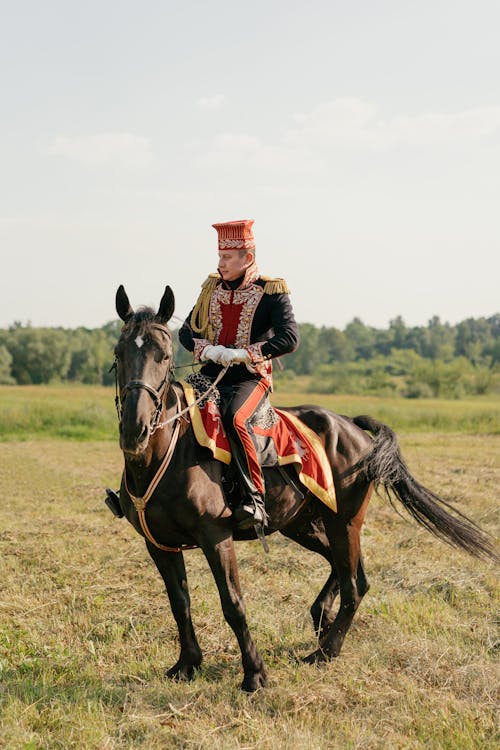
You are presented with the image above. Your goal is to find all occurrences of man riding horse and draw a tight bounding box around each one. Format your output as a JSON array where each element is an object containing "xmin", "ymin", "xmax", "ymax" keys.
[{"xmin": 178, "ymin": 220, "xmax": 299, "ymax": 530}]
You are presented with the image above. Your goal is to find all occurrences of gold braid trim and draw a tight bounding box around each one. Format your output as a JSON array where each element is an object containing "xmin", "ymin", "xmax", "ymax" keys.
[
  {"xmin": 190, "ymin": 273, "xmax": 220, "ymax": 339},
  {"xmin": 261, "ymin": 277, "xmax": 290, "ymax": 295},
  {"xmin": 189, "ymin": 274, "xmax": 290, "ymax": 339}
]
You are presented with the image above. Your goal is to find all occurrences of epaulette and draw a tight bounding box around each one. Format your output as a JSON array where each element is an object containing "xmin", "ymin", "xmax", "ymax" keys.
[
  {"xmin": 260, "ymin": 276, "xmax": 290, "ymax": 295},
  {"xmin": 201, "ymin": 273, "xmax": 221, "ymax": 291}
]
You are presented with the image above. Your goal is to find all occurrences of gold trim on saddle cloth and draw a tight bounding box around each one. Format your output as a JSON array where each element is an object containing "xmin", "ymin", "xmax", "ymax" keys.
[
  {"xmin": 274, "ymin": 409, "xmax": 337, "ymax": 513},
  {"xmin": 180, "ymin": 380, "xmax": 337, "ymax": 513},
  {"xmin": 181, "ymin": 381, "xmax": 232, "ymax": 464}
]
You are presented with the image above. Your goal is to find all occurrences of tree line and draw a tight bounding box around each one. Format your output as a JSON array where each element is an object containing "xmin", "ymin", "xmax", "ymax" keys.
[{"xmin": 0, "ymin": 314, "xmax": 498, "ymax": 398}]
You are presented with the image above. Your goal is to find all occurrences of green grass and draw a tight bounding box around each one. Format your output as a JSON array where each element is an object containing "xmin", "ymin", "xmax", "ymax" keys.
[
  {"xmin": 0, "ymin": 385, "xmax": 116, "ymax": 441},
  {"xmin": 272, "ymin": 391, "xmax": 500, "ymax": 434},
  {"xmin": 0, "ymin": 389, "xmax": 498, "ymax": 748},
  {"xmin": 1, "ymin": 385, "xmax": 499, "ymax": 441}
]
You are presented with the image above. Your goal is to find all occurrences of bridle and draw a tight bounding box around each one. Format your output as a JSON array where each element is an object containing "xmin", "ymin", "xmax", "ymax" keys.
[
  {"xmin": 118, "ymin": 372, "xmax": 171, "ymax": 434},
  {"xmin": 111, "ymin": 321, "xmax": 176, "ymax": 433}
]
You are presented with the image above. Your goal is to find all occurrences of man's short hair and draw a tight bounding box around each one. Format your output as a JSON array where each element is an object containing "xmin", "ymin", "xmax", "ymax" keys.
[{"xmin": 238, "ymin": 248, "xmax": 255, "ymax": 259}]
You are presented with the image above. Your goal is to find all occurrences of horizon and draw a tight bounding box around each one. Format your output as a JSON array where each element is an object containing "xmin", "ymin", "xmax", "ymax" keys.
[{"xmin": 2, "ymin": 308, "xmax": 498, "ymax": 334}]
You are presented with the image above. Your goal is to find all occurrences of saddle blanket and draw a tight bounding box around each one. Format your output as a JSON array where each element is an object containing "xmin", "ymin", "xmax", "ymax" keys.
[{"xmin": 180, "ymin": 379, "xmax": 337, "ymax": 512}]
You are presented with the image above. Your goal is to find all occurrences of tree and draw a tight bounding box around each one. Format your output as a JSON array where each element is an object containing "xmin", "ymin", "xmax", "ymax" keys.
[
  {"xmin": 0, "ymin": 345, "xmax": 14, "ymax": 384},
  {"xmin": 317, "ymin": 326, "xmax": 354, "ymax": 363},
  {"xmin": 8, "ymin": 327, "xmax": 71, "ymax": 384},
  {"xmin": 68, "ymin": 328, "xmax": 113, "ymax": 384},
  {"xmin": 344, "ymin": 318, "xmax": 377, "ymax": 360},
  {"xmin": 389, "ymin": 316, "xmax": 407, "ymax": 348},
  {"xmin": 455, "ymin": 317, "xmax": 494, "ymax": 364},
  {"xmin": 285, "ymin": 323, "xmax": 320, "ymax": 375}
]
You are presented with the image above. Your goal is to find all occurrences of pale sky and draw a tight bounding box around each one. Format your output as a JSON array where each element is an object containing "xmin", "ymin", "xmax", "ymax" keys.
[{"xmin": 1, "ymin": 0, "xmax": 499, "ymax": 331}]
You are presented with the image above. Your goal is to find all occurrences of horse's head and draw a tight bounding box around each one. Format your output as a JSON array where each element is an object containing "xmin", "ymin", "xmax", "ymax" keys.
[{"xmin": 114, "ymin": 284, "xmax": 175, "ymax": 457}]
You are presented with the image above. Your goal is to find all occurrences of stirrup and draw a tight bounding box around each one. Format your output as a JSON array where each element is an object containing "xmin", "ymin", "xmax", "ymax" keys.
[
  {"xmin": 234, "ymin": 500, "xmax": 268, "ymax": 530},
  {"xmin": 233, "ymin": 499, "xmax": 270, "ymax": 554},
  {"xmin": 104, "ymin": 488, "xmax": 124, "ymax": 518},
  {"xmin": 254, "ymin": 521, "xmax": 270, "ymax": 554}
]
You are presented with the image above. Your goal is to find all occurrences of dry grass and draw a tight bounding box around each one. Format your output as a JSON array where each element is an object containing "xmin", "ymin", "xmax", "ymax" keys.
[{"xmin": 0, "ymin": 407, "xmax": 498, "ymax": 748}]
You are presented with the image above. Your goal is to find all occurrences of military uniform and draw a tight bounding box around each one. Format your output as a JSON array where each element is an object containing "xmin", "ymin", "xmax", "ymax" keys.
[{"xmin": 179, "ymin": 220, "xmax": 299, "ymax": 528}]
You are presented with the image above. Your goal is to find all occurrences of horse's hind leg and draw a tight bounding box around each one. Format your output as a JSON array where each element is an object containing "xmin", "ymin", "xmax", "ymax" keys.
[
  {"xmin": 306, "ymin": 486, "xmax": 372, "ymax": 662},
  {"xmin": 201, "ymin": 534, "xmax": 267, "ymax": 692},
  {"xmin": 304, "ymin": 504, "xmax": 369, "ymax": 663},
  {"xmin": 280, "ymin": 513, "xmax": 340, "ymax": 639},
  {"xmin": 146, "ymin": 543, "xmax": 203, "ymax": 681}
]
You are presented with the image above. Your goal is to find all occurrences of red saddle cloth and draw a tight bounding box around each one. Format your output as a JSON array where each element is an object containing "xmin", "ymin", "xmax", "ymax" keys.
[{"xmin": 180, "ymin": 380, "xmax": 337, "ymax": 512}]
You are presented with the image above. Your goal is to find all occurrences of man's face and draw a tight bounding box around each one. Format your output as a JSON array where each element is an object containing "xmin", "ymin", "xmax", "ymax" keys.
[{"xmin": 217, "ymin": 250, "xmax": 253, "ymax": 282}]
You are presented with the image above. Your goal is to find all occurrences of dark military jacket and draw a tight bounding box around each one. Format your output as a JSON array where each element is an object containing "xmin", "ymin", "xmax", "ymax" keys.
[{"xmin": 179, "ymin": 273, "xmax": 299, "ymax": 387}]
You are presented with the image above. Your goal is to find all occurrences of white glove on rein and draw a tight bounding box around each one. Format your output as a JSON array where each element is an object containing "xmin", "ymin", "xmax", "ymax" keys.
[
  {"xmin": 200, "ymin": 344, "xmax": 226, "ymax": 363},
  {"xmin": 218, "ymin": 348, "xmax": 251, "ymax": 366}
]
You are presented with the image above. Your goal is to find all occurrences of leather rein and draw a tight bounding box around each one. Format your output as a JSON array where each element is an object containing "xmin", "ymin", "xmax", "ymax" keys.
[{"xmin": 112, "ymin": 353, "xmax": 228, "ymax": 553}]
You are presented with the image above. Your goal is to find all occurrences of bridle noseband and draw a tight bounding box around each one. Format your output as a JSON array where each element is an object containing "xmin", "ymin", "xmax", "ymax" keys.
[{"xmin": 119, "ymin": 373, "xmax": 170, "ymax": 433}]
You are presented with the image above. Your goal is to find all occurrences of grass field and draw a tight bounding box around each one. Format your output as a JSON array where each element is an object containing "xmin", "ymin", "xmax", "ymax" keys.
[
  {"xmin": 1, "ymin": 385, "xmax": 499, "ymax": 440},
  {"xmin": 0, "ymin": 387, "xmax": 498, "ymax": 749}
]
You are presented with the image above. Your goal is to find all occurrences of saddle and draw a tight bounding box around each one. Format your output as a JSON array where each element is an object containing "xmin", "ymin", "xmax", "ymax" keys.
[{"xmin": 181, "ymin": 374, "xmax": 337, "ymax": 513}]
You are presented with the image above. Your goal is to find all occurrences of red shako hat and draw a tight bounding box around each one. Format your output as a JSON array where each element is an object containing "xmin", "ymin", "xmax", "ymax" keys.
[{"xmin": 212, "ymin": 219, "xmax": 255, "ymax": 251}]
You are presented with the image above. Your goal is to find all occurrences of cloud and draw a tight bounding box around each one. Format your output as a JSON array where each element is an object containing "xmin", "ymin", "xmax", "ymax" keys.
[
  {"xmin": 197, "ymin": 94, "xmax": 225, "ymax": 109},
  {"xmin": 198, "ymin": 132, "xmax": 321, "ymax": 173},
  {"xmin": 48, "ymin": 133, "xmax": 153, "ymax": 167},
  {"xmin": 194, "ymin": 99, "xmax": 500, "ymax": 178},
  {"xmin": 285, "ymin": 98, "xmax": 500, "ymax": 149}
]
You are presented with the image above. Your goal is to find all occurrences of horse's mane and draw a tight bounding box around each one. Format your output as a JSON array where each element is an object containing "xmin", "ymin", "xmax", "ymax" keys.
[{"xmin": 122, "ymin": 307, "xmax": 172, "ymax": 339}]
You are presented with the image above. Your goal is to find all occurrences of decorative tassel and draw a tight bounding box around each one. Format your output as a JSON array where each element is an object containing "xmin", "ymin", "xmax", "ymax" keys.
[{"xmin": 190, "ymin": 274, "xmax": 220, "ymax": 338}]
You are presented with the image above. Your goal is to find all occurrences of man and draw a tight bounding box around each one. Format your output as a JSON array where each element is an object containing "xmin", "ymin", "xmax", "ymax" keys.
[{"xmin": 179, "ymin": 219, "xmax": 299, "ymax": 529}]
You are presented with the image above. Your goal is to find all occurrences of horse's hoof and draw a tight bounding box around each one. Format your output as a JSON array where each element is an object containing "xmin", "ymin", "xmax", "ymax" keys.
[
  {"xmin": 302, "ymin": 648, "xmax": 328, "ymax": 665},
  {"xmin": 165, "ymin": 662, "xmax": 199, "ymax": 682},
  {"xmin": 241, "ymin": 669, "xmax": 267, "ymax": 692}
]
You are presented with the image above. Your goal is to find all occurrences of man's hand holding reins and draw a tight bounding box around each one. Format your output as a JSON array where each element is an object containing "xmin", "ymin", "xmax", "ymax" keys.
[
  {"xmin": 218, "ymin": 348, "xmax": 251, "ymax": 366},
  {"xmin": 200, "ymin": 344, "xmax": 251, "ymax": 367},
  {"xmin": 200, "ymin": 344, "xmax": 226, "ymax": 363}
]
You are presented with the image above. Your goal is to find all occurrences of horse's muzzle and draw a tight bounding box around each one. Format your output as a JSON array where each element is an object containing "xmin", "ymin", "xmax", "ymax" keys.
[{"xmin": 120, "ymin": 419, "xmax": 150, "ymax": 456}]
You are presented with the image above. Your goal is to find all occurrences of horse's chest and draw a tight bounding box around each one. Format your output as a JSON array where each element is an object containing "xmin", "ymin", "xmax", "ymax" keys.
[{"xmin": 124, "ymin": 494, "xmax": 195, "ymax": 547}]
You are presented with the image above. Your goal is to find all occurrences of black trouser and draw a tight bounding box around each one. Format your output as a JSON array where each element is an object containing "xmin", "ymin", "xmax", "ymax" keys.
[{"xmin": 219, "ymin": 378, "xmax": 271, "ymax": 499}]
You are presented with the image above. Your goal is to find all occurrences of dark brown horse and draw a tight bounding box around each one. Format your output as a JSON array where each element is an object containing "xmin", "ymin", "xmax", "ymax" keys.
[{"xmin": 112, "ymin": 285, "xmax": 496, "ymax": 692}]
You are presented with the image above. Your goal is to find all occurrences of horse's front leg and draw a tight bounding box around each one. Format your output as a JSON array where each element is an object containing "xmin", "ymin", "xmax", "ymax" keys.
[
  {"xmin": 201, "ymin": 534, "xmax": 267, "ymax": 692},
  {"xmin": 146, "ymin": 542, "xmax": 202, "ymax": 681}
]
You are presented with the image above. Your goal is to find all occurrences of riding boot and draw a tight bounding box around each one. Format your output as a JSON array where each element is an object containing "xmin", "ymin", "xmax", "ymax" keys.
[{"xmin": 228, "ymin": 439, "xmax": 268, "ymax": 530}]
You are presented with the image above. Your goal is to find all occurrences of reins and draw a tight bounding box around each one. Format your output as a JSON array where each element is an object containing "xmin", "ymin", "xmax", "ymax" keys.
[
  {"xmin": 110, "ymin": 360, "xmax": 228, "ymax": 431},
  {"xmin": 151, "ymin": 365, "xmax": 228, "ymax": 432}
]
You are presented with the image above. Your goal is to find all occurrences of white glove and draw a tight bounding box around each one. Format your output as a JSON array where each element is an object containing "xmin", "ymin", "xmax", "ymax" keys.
[
  {"xmin": 200, "ymin": 344, "xmax": 226, "ymax": 363},
  {"xmin": 218, "ymin": 348, "xmax": 251, "ymax": 367}
]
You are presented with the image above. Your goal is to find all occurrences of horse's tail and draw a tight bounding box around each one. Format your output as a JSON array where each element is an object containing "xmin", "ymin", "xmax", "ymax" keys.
[{"xmin": 352, "ymin": 415, "xmax": 497, "ymax": 562}]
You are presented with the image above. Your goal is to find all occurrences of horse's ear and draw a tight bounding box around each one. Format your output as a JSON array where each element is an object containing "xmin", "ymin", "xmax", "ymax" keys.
[
  {"xmin": 116, "ymin": 285, "xmax": 134, "ymax": 322},
  {"xmin": 157, "ymin": 285, "xmax": 175, "ymax": 323}
]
